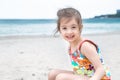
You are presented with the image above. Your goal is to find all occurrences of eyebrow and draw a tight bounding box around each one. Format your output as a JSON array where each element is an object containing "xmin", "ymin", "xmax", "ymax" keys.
[
  {"xmin": 60, "ymin": 24, "xmax": 78, "ymax": 27},
  {"xmin": 60, "ymin": 25, "xmax": 67, "ymax": 27},
  {"xmin": 71, "ymin": 24, "xmax": 78, "ymax": 26}
]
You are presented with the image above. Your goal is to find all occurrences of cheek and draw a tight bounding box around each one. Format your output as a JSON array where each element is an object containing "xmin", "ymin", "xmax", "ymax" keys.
[
  {"xmin": 75, "ymin": 30, "xmax": 81, "ymax": 36},
  {"xmin": 60, "ymin": 32, "xmax": 67, "ymax": 39},
  {"xmin": 61, "ymin": 32, "xmax": 66, "ymax": 37},
  {"xmin": 60, "ymin": 33, "xmax": 66, "ymax": 39}
]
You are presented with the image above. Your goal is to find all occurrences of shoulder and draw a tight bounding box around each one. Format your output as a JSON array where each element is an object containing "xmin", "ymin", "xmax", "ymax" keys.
[
  {"xmin": 81, "ymin": 41, "xmax": 96, "ymax": 50},
  {"xmin": 80, "ymin": 40, "xmax": 97, "ymax": 55}
]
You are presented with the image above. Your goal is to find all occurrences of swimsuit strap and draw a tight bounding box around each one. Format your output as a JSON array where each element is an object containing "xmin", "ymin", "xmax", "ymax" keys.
[{"xmin": 78, "ymin": 39, "xmax": 98, "ymax": 52}]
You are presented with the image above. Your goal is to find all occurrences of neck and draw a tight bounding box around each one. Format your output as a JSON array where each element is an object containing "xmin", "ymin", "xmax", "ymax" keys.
[{"xmin": 70, "ymin": 36, "xmax": 83, "ymax": 49}]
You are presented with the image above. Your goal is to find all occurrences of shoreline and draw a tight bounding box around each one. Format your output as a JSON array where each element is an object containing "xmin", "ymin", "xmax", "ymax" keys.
[{"xmin": 0, "ymin": 31, "xmax": 119, "ymax": 39}]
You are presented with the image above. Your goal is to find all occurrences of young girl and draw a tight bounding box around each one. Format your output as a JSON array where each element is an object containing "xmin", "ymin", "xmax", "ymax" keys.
[{"xmin": 48, "ymin": 7, "xmax": 111, "ymax": 80}]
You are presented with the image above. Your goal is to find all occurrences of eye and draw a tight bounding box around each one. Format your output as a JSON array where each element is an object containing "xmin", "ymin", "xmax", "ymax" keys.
[
  {"xmin": 72, "ymin": 26, "xmax": 76, "ymax": 28},
  {"xmin": 62, "ymin": 27, "xmax": 67, "ymax": 30},
  {"xmin": 71, "ymin": 24, "xmax": 78, "ymax": 29},
  {"xmin": 72, "ymin": 26, "xmax": 76, "ymax": 29}
]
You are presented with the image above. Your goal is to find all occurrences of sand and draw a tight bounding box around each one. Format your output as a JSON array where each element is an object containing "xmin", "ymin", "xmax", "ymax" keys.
[{"xmin": 0, "ymin": 32, "xmax": 120, "ymax": 80}]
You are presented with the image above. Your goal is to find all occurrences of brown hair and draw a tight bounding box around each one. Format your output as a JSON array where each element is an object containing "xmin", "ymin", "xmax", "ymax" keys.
[{"xmin": 55, "ymin": 7, "xmax": 83, "ymax": 34}]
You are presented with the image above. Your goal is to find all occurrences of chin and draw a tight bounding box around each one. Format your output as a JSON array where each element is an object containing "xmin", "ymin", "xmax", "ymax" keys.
[
  {"xmin": 66, "ymin": 39, "xmax": 75, "ymax": 43},
  {"xmin": 64, "ymin": 36, "xmax": 75, "ymax": 42}
]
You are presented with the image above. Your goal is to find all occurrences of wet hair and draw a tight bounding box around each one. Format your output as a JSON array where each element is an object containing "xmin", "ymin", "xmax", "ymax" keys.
[{"xmin": 55, "ymin": 7, "xmax": 83, "ymax": 34}]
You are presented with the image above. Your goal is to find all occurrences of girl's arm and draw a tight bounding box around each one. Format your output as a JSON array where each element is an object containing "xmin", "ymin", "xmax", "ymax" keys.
[{"xmin": 81, "ymin": 42, "xmax": 105, "ymax": 80}]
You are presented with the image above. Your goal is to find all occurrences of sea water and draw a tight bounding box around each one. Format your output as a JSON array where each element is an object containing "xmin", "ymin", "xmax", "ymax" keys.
[{"xmin": 0, "ymin": 18, "xmax": 120, "ymax": 36}]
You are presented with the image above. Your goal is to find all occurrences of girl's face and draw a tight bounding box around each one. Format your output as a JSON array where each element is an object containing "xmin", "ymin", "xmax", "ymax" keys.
[{"xmin": 59, "ymin": 18, "xmax": 81, "ymax": 43}]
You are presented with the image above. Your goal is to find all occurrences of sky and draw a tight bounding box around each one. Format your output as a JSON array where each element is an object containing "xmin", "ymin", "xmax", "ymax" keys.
[{"xmin": 0, "ymin": 0, "xmax": 120, "ymax": 19}]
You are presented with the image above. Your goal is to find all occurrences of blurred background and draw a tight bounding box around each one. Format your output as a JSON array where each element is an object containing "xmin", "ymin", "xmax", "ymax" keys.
[{"xmin": 0, "ymin": 0, "xmax": 120, "ymax": 36}]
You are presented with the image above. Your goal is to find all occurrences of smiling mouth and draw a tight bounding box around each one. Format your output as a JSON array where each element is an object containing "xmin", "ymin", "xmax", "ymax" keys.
[{"xmin": 66, "ymin": 35, "xmax": 75, "ymax": 39}]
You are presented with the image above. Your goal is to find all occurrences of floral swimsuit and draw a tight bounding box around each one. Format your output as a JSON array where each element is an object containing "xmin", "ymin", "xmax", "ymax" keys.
[{"xmin": 69, "ymin": 40, "xmax": 111, "ymax": 80}]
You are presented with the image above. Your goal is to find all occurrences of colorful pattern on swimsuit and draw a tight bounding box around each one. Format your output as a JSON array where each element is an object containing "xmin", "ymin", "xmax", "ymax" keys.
[{"xmin": 69, "ymin": 40, "xmax": 111, "ymax": 80}]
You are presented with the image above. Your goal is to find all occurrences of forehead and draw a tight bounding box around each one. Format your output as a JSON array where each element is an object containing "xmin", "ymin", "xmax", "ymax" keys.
[{"xmin": 60, "ymin": 17, "xmax": 78, "ymax": 25}]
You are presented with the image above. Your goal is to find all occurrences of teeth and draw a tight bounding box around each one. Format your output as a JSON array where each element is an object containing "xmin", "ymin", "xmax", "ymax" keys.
[{"xmin": 67, "ymin": 35, "xmax": 74, "ymax": 38}]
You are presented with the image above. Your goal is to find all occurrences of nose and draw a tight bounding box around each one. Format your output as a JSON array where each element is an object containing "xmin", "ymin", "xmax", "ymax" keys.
[{"xmin": 66, "ymin": 29, "xmax": 72, "ymax": 34}]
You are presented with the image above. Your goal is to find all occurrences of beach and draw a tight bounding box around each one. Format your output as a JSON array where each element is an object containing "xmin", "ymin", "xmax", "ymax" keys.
[{"xmin": 0, "ymin": 32, "xmax": 120, "ymax": 80}]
